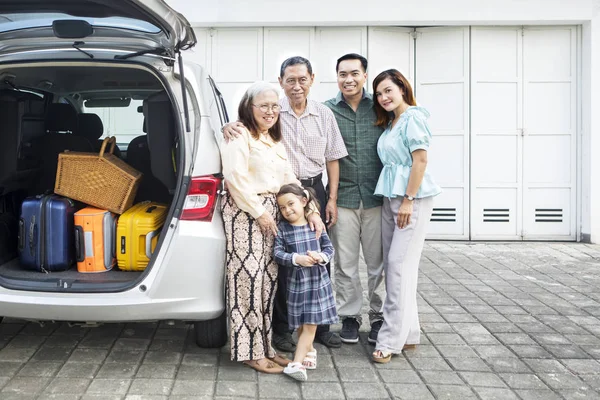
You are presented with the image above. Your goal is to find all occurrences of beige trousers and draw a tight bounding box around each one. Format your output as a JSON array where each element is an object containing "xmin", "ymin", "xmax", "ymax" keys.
[
  {"xmin": 330, "ymin": 203, "xmax": 385, "ymax": 325},
  {"xmin": 375, "ymin": 196, "xmax": 434, "ymax": 354}
]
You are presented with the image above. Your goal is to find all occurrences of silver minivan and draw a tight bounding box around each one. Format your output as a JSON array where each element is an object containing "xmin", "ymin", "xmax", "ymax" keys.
[{"xmin": 0, "ymin": 0, "xmax": 229, "ymax": 348}]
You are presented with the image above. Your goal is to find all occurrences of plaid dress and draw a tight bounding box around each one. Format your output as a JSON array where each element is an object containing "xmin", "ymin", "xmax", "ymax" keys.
[{"xmin": 274, "ymin": 222, "xmax": 338, "ymax": 329}]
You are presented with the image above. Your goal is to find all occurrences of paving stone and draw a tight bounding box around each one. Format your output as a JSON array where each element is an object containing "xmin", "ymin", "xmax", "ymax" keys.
[
  {"xmin": 515, "ymin": 389, "xmax": 563, "ymax": 400},
  {"xmin": 170, "ymin": 380, "xmax": 214, "ymax": 396},
  {"xmin": 127, "ymin": 378, "xmax": 173, "ymax": 396},
  {"xmin": 105, "ymin": 349, "xmax": 145, "ymax": 364},
  {"xmin": 57, "ymin": 362, "xmax": 101, "ymax": 378},
  {"xmin": 258, "ymin": 374, "xmax": 301, "ymax": 399},
  {"xmin": 215, "ymin": 380, "xmax": 257, "ymax": 398},
  {"xmin": 409, "ymin": 357, "xmax": 452, "ymax": 371},
  {"xmin": 337, "ymin": 367, "xmax": 379, "ymax": 382},
  {"xmin": 538, "ymin": 372, "xmax": 589, "ymax": 390},
  {"xmin": 428, "ymin": 384, "xmax": 478, "ymax": 399},
  {"xmin": 499, "ymin": 373, "xmax": 549, "ymax": 390},
  {"xmin": 377, "ymin": 369, "xmax": 422, "ymax": 384},
  {"xmin": 31, "ymin": 346, "xmax": 72, "ymax": 362},
  {"xmin": 43, "ymin": 377, "xmax": 91, "ymax": 394},
  {"xmin": 557, "ymin": 389, "xmax": 600, "ymax": 399},
  {"xmin": 561, "ymin": 359, "xmax": 600, "ymax": 375},
  {"xmin": 16, "ymin": 361, "xmax": 62, "ymax": 377},
  {"xmin": 508, "ymin": 345, "xmax": 553, "ymax": 359},
  {"xmin": 135, "ymin": 364, "xmax": 177, "ymax": 379},
  {"xmin": 301, "ymin": 382, "xmax": 344, "ymax": 399},
  {"xmin": 0, "ymin": 346, "xmax": 37, "ymax": 362},
  {"xmin": 435, "ymin": 345, "xmax": 479, "ymax": 358},
  {"xmin": 459, "ymin": 372, "xmax": 507, "ymax": 387},
  {"xmin": 420, "ymin": 370, "xmax": 463, "ymax": 385},
  {"xmin": 487, "ymin": 358, "xmax": 532, "ymax": 373},
  {"xmin": 342, "ymin": 382, "xmax": 390, "ymax": 399},
  {"xmin": 67, "ymin": 348, "xmax": 108, "ymax": 363},
  {"xmin": 86, "ymin": 378, "xmax": 132, "ymax": 395},
  {"xmin": 544, "ymin": 345, "xmax": 591, "ymax": 359},
  {"xmin": 180, "ymin": 353, "xmax": 220, "ymax": 366},
  {"xmin": 141, "ymin": 351, "xmax": 182, "ymax": 365},
  {"xmin": 0, "ymin": 376, "xmax": 51, "ymax": 395},
  {"xmin": 446, "ymin": 357, "xmax": 492, "ymax": 372},
  {"xmin": 495, "ymin": 333, "xmax": 537, "ymax": 345},
  {"xmin": 471, "ymin": 387, "xmax": 519, "ymax": 400}
]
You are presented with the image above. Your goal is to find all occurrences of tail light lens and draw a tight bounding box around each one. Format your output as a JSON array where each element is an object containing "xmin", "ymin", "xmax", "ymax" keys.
[{"xmin": 181, "ymin": 175, "xmax": 221, "ymax": 221}]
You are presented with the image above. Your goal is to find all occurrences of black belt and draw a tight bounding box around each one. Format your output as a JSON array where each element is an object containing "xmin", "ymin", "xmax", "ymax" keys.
[{"xmin": 300, "ymin": 173, "xmax": 322, "ymax": 187}]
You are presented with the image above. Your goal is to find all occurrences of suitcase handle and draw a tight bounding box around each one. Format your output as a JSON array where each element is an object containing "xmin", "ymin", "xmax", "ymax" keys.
[
  {"xmin": 74, "ymin": 226, "xmax": 85, "ymax": 263},
  {"xmin": 29, "ymin": 216, "xmax": 37, "ymax": 257},
  {"xmin": 145, "ymin": 229, "xmax": 160, "ymax": 259}
]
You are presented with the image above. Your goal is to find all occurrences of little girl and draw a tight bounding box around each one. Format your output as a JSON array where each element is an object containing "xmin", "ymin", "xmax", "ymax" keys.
[{"xmin": 274, "ymin": 183, "xmax": 337, "ymax": 382}]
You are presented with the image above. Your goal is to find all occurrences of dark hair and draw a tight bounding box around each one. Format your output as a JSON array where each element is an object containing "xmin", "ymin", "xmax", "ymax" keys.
[
  {"xmin": 237, "ymin": 81, "xmax": 282, "ymax": 141},
  {"xmin": 276, "ymin": 183, "xmax": 319, "ymax": 215},
  {"xmin": 372, "ymin": 69, "xmax": 417, "ymax": 128},
  {"xmin": 280, "ymin": 56, "xmax": 313, "ymax": 78},
  {"xmin": 336, "ymin": 53, "xmax": 368, "ymax": 73}
]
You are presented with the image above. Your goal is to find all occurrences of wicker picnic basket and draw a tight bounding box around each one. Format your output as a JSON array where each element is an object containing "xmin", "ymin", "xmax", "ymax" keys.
[{"xmin": 54, "ymin": 137, "xmax": 142, "ymax": 214}]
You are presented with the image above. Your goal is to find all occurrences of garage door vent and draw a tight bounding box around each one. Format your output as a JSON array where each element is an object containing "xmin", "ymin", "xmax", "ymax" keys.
[
  {"xmin": 535, "ymin": 208, "xmax": 563, "ymax": 222},
  {"xmin": 431, "ymin": 208, "xmax": 456, "ymax": 222},
  {"xmin": 483, "ymin": 208, "xmax": 509, "ymax": 222}
]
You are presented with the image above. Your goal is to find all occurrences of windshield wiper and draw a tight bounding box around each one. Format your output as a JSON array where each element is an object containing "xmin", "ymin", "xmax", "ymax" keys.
[
  {"xmin": 114, "ymin": 47, "xmax": 170, "ymax": 61},
  {"xmin": 73, "ymin": 41, "xmax": 94, "ymax": 59}
]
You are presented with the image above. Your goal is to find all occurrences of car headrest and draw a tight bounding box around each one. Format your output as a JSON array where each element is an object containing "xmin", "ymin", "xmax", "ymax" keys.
[
  {"xmin": 76, "ymin": 113, "xmax": 104, "ymax": 141},
  {"xmin": 45, "ymin": 103, "xmax": 78, "ymax": 133}
]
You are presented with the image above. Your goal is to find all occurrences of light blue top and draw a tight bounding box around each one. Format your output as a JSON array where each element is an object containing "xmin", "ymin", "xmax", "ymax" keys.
[{"xmin": 374, "ymin": 106, "xmax": 442, "ymax": 199}]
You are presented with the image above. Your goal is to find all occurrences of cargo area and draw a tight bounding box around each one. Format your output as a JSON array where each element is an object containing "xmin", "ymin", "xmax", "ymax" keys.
[{"xmin": 0, "ymin": 63, "xmax": 182, "ymax": 291}]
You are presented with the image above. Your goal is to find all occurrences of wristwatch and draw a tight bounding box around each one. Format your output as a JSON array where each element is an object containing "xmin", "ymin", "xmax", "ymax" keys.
[{"xmin": 403, "ymin": 194, "xmax": 415, "ymax": 201}]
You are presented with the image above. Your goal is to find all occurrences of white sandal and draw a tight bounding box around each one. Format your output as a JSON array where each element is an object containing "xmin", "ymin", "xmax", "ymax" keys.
[
  {"xmin": 283, "ymin": 361, "xmax": 307, "ymax": 381},
  {"xmin": 302, "ymin": 349, "xmax": 317, "ymax": 370}
]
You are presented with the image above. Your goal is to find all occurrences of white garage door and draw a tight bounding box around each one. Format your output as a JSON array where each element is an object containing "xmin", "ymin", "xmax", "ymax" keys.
[
  {"xmin": 471, "ymin": 26, "xmax": 577, "ymax": 240},
  {"xmin": 187, "ymin": 25, "xmax": 578, "ymax": 241}
]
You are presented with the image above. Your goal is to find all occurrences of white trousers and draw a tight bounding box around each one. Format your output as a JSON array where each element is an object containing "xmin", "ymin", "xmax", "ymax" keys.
[
  {"xmin": 376, "ymin": 196, "xmax": 434, "ymax": 354},
  {"xmin": 330, "ymin": 204, "xmax": 384, "ymax": 325}
]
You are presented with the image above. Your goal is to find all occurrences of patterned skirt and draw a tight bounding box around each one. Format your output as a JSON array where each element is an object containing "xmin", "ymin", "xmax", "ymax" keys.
[
  {"xmin": 287, "ymin": 264, "xmax": 338, "ymax": 329},
  {"xmin": 222, "ymin": 192, "xmax": 279, "ymax": 362}
]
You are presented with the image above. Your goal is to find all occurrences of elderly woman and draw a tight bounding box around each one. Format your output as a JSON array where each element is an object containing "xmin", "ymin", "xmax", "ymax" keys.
[{"xmin": 220, "ymin": 82, "xmax": 321, "ymax": 373}]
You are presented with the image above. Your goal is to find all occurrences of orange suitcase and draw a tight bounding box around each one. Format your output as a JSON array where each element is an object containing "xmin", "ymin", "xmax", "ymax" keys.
[{"xmin": 74, "ymin": 207, "xmax": 117, "ymax": 273}]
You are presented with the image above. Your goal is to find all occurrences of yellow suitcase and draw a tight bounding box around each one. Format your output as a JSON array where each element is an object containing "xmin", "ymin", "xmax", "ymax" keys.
[{"xmin": 116, "ymin": 201, "xmax": 168, "ymax": 271}]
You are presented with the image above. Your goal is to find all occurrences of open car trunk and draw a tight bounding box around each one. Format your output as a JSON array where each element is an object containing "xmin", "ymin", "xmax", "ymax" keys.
[{"xmin": 0, "ymin": 62, "xmax": 182, "ymax": 292}]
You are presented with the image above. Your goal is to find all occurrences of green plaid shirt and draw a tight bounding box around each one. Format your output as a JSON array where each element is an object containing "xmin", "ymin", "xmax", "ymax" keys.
[{"xmin": 324, "ymin": 91, "xmax": 383, "ymax": 209}]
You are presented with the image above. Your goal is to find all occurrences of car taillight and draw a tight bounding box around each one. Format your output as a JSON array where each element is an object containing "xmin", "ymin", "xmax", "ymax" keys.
[{"xmin": 181, "ymin": 175, "xmax": 221, "ymax": 221}]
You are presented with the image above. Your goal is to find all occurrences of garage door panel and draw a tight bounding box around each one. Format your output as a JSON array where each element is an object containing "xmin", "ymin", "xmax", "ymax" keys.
[
  {"xmin": 315, "ymin": 27, "xmax": 367, "ymax": 83},
  {"xmin": 264, "ymin": 28, "xmax": 314, "ymax": 82},
  {"xmin": 524, "ymin": 135, "xmax": 571, "ymax": 184},
  {"xmin": 428, "ymin": 189, "xmax": 466, "ymax": 237},
  {"xmin": 472, "ymin": 188, "xmax": 520, "ymax": 238},
  {"xmin": 523, "ymin": 188, "xmax": 573, "ymax": 237},
  {"xmin": 473, "ymin": 136, "xmax": 519, "ymax": 184},
  {"xmin": 310, "ymin": 82, "xmax": 338, "ymax": 103},
  {"xmin": 189, "ymin": 28, "xmax": 210, "ymax": 72},
  {"xmin": 417, "ymin": 29, "xmax": 466, "ymax": 81},
  {"xmin": 472, "ymin": 29, "xmax": 520, "ymax": 78},
  {"xmin": 525, "ymin": 82, "xmax": 573, "ymax": 134},
  {"xmin": 473, "ymin": 83, "xmax": 519, "ymax": 133},
  {"xmin": 427, "ymin": 136, "xmax": 464, "ymax": 186},
  {"xmin": 367, "ymin": 27, "xmax": 414, "ymax": 91},
  {"xmin": 418, "ymin": 83, "xmax": 465, "ymax": 132},
  {"xmin": 215, "ymin": 82, "xmax": 253, "ymax": 122},
  {"xmin": 524, "ymin": 29, "xmax": 574, "ymax": 78},
  {"xmin": 212, "ymin": 28, "xmax": 263, "ymax": 81}
]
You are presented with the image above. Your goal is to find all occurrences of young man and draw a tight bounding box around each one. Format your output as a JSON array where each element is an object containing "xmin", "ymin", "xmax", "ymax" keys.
[
  {"xmin": 222, "ymin": 57, "xmax": 348, "ymax": 350},
  {"xmin": 324, "ymin": 54, "xmax": 386, "ymax": 344}
]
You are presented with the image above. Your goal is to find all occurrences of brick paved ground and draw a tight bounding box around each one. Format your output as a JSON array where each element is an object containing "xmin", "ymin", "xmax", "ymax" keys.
[{"xmin": 1, "ymin": 242, "xmax": 600, "ymax": 399}]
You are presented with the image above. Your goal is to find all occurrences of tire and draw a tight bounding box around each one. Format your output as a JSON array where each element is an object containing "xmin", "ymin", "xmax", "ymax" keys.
[{"xmin": 194, "ymin": 311, "xmax": 227, "ymax": 348}]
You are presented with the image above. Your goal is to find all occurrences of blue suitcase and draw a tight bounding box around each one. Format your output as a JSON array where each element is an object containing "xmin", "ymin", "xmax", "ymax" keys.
[{"xmin": 18, "ymin": 194, "xmax": 76, "ymax": 272}]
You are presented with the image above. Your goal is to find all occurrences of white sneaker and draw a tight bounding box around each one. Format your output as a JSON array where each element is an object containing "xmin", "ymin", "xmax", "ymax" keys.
[{"xmin": 283, "ymin": 362, "xmax": 307, "ymax": 381}]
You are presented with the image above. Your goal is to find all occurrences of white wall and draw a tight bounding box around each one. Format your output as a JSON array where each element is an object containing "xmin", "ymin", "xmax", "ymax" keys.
[
  {"xmin": 167, "ymin": 0, "xmax": 594, "ymax": 26},
  {"xmin": 167, "ymin": 0, "xmax": 600, "ymax": 243}
]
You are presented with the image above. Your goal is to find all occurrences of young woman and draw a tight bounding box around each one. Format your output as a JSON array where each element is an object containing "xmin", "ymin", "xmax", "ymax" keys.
[
  {"xmin": 273, "ymin": 184, "xmax": 337, "ymax": 381},
  {"xmin": 370, "ymin": 69, "xmax": 442, "ymax": 363}
]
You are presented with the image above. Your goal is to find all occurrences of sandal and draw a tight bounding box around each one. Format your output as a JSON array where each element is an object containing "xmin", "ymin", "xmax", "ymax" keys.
[
  {"xmin": 372, "ymin": 350, "xmax": 392, "ymax": 364},
  {"xmin": 302, "ymin": 349, "xmax": 317, "ymax": 370},
  {"xmin": 270, "ymin": 353, "xmax": 291, "ymax": 367},
  {"xmin": 243, "ymin": 359, "xmax": 284, "ymax": 374},
  {"xmin": 283, "ymin": 361, "xmax": 307, "ymax": 381}
]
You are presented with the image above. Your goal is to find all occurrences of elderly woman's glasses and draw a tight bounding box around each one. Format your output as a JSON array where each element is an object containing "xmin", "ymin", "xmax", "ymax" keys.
[{"xmin": 253, "ymin": 103, "xmax": 281, "ymax": 113}]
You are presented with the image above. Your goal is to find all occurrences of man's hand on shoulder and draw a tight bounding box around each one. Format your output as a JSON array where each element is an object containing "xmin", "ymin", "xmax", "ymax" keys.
[{"xmin": 222, "ymin": 121, "xmax": 246, "ymax": 142}]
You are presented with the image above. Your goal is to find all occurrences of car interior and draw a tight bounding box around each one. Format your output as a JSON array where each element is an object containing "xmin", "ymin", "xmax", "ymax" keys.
[{"xmin": 0, "ymin": 63, "xmax": 180, "ymax": 289}]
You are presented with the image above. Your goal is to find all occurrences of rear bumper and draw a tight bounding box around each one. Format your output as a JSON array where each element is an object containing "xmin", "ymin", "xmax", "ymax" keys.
[{"xmin": 0, "ymin": 219, "xmax": 226, "ymax": 323}]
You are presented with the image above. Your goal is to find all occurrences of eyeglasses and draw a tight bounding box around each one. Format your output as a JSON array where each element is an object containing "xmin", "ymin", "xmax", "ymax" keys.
[{"xmin": 253, "ymin": 103, "xmax": 281, "ymax": 113}]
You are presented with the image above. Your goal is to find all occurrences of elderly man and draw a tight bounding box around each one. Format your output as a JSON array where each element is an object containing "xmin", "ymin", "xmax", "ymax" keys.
[{"xmin": 223, "ymin": 56, "xmax": 348, "ymax": 351}]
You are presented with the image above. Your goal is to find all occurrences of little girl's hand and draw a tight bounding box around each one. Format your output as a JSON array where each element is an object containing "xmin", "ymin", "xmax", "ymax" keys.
[
  {"xmin": 307, "ymin": 250, "xmax": 323, "ymax": 263},
  {"xmin": 296, "ymin": 255, "xmax": 316, "ymax": 267}
]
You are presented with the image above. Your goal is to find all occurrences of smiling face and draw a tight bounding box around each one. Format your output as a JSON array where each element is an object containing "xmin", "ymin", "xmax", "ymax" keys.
[
  {"xmin": 278, "ymin": 64, "xmax": 314, "ymax": 105},
  {"xmin": 252, "ymin": 89, "xmax": 280, "ymax": 133},
  {"xmin": 375, "ymin": 78, "xmax": 406, "ymax": 113},
  {"xmin": 337, "ymin": 59, "xmax": 367, "ymax": 99},
  {"xmin": 277, "ymin": 193, "xmax": 308, "ymax": 225}
]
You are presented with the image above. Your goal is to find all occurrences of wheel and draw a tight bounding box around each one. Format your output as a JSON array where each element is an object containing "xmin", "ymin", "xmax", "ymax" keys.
[{"xmin": 194, "ymin": 311, "xmax": 227, "ymax": 348}]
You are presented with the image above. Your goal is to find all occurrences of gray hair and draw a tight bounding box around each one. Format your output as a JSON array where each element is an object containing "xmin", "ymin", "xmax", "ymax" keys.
[
  {"xmin": 279, "ymin": 56, "xmax": 313, "ymax": 78},
  {"xmin": 243, "ymin": 81, "xmax": 280, "ymax": 102}
]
